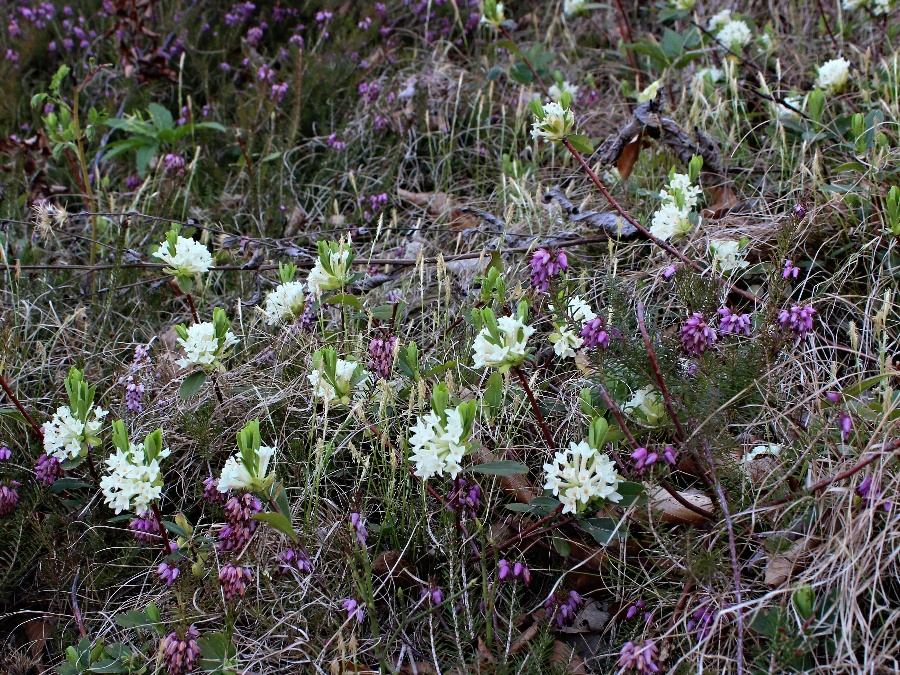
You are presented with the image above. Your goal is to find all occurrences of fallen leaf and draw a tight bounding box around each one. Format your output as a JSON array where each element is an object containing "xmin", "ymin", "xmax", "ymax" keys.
[
  {"xmin": 764, "ymin": 537, "xmax": 820, "ymax": 587},
  {"xmin": 616, "ymin": 136, "xmax": 642, "ymax": 180},
  {"xmin": 702, "ymin": 184, "xmax": 741, "ymax": 218},
  {"xmin": 549, "ymin": 640, "xmax": 587, "ymax": 674},
  {"xmin": 647, "ymin": 487, "xmax": 714, "ymax": 525}
]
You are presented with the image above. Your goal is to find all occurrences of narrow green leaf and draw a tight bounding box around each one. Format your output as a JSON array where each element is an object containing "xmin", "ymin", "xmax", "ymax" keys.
[
  {"xmin": 471, "ymin": 461, "xmax": 529, "ymax": 476},
  {"xmin": 252, "ymin": 511, "xmax": 297, "ymax": 542},
  {"xmin": 179, "ymin": 371, "xmax": 207, "ymax": 400}
]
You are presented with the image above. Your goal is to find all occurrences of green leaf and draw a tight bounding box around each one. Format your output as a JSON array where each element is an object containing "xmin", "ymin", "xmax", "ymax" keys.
[
  {"xmin": 147, "ymin": 103, "xmax": 174, "ymax": 131},
  {"xmin": 88, "ymin": 660, "xmax": 130, "ymax": 673},
  {"xmin": 322, "ymin": 293, "xmax": 363, "ymax": 310},
  {"xmin": 423, "ymin": 360, "xmax": 458, "ymax": 378},
  {"xmin": 552, "ymin": 536, "xmax": 572, "ymax": 558},
  {"xmin": 505, "ymin": 496, "xmax": 560, "ymax": 515},
  {"xmin": 509, "ymin": 61, "xmax": 534, "ymax": 85},
  {"xmin": 567, "ymin": 133, "xmax": 594, "ymax": 154},
  {"xmin": 270, "ymin": 481, "xmax": 291, "ymax": 520},
  {"xmin": 114, "ymin": 610, "xmax": 155, "ymax": 629},
  {"xmin": 483, "ymin": 371, "xmax": 504, "ymax": 419},
  {"xmin": 616, "ymin": 481, "xmax": 644, "ymax": 507},
  {"xmin": 252, "ymin": 511, "xmax": 297, "ymax": 542},
  {"xmin": 179, "ymin": 372, "xmax": 207, "ymax": 400},
  {"xmin": 0, "ymin": 406, "xmax": 28, "ymax": 427},
  {"xmin": 199, "ymin": 632, "xmax": 235, "ymax": 670},
  {"xmin": 50, "ymin": 478, "xmax": 91, "ymax": 493},
  {"xmin": 471, "ymin": 461, "xmax": 529, "ymax": 476},
  {"xmin": 580, "ymin": 517, "xmax": 619, "ymax": 546}
]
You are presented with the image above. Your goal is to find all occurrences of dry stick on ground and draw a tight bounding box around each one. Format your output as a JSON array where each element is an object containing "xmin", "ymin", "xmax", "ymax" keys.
[
  {"xmin": 635, "ymin": 302, "xmax": 686, "ymax": 443},
  {"xmin": 701, "ymin": 442, "xmax": 745, "ymax": 675},
  {"xmin": 611, "ymin": 0, "xmax": 642, "ymax": 90},
  {"xmin": 561, "ymin": 137, "xmax": 761, "ymax": 305},
  {"xmin": 595, "ymin": 384, "xmax": 716, "ymax": 521},
  {"xmin": 0, "ymin": 373, "xmax": 45, "ymax": 440}
]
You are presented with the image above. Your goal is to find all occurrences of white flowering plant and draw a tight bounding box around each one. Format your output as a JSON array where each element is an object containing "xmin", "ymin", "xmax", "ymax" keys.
[
  {"xmin": 709, "ymin": 238, "xmax": 750, "ymax": 274},
  {"xmin": 100, "ymin": 421, "xmax": 168, "ymax": 516},
  {"xmin": 153, "ymin": 225, "xmax": 213, "ymax": 293},
  {"xmin": 542, "ymin": 417, "xmax": 625, "ymax": 515},
  {"xmin": 306, "ymin": 237, "xmax": 356, "ymax": 298},
  {"xmin": 175, "ymin": 308, "xmax": 239, "ymax": 372},
  {"xmin": 624, "ymin": 385, "xmax": 667, "ymax": 427},
  {"xmin": 408, "ymin": 384, "xmax": 477, "ymax": 480},
  {"xmin": 263, "ymin": 262, "xmax": 307, "ymax": 326},
  {"xmin": 471, "ymin": 302, "xmax": 535, "ymax": 372},
  {"xmin": 815, "ymin": 57, "xmax": 851, "ymax": 95},
  {"xmin": 479, "ymin": 0, "xmax": 506, "ymax": 28},
  {"xmin": 649, "ymin": 156, "xmax": 704, "ymax": 242},
  {"xmin": 42, "ymin": 367, "xmax": 107, "ymax": 464},
  {"xmin": 528, "ymin": 98, "xmax": 592, "ymax": 152},
  {"xmin": 308, "ymin": 347, "xmax": 369, "ymax": 406},
  {"xmin": 218, "ymin": 419, "xmax": 277, "ymax": 495},
  {"xmin": 548, "ymin": 294, "xmax": 596, "ymax": 360}
]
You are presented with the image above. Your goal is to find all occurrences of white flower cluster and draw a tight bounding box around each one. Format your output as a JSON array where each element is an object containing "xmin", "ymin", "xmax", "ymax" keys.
[
  {"xmin": 543, "ymin": 441, "xmax": 623, "ymax": 514},
  {"xmin": 649, "ymin": 173, "xmax": 702, "ymax": 241},
  {"xmin": 549, "ymin": 80, "xmax": 579, "ymax": 102},
  {"xmin": 843, "ymin": 0, "xmax": 891, "ymax": 14},
  {"xmin": 549, "ymin": 296, "xmax": 596, "ymax": 359},
  {"xmin": 176, "ymin": 322, "xmax": 239, "ymax": 369},
  {"xmin": 480, "ymin": 1, "xmax": 505, "ymax": 26},
  {"xmin": 154, "ymin": 236, "xmax": 213, "ymax": 277},
  {"xmin": 709, "ymin": 239, "xmax": 749, "ymax": 273},
  {"xmin": 624, "ymin": 385, "xmax": 666, "ymax": 426},
  {"xmin": 815, "ymin": 57, "xmax": 851, "ymax": 94},
  {"xmin": 263, "ymin": 280, "xmax": 307, "ymax": 325},
  {"xmin": 307, "ymin": 241, "xmax": 353, "ymax": 297},
  {"xmin": 408, "ymin": 406, "xmax": 470, "ymax": 480},
  {"xmin": 218, "ymin": 445, "xmax": 276, "ymax": 493},
  {"xmin": 472, "ymin": 316, "xmax": 535, "ymax": 369},
  {"xmin": 743, "ymin": 444, "xmax": 782, "ymax": 463},
  {"xmin": 530, "ymin": 101, "xmax": 575, "ymax": 143},
  {"xmin": 563, "ymin": 0, "xmax": 587, "ymax": 16},
  {"xmin": 308, "ymin": 358, "xmax": 369, "ymax": 405},
  {"xmin": 100, "ymin": 442, "xmax": 170, "ymax": 515},
  {"xmin": 42, "ymin": 405, "xmax": 107, "ymax": 461},
  {"xmin": 707, "ymin": 9, "xmax": 733, "ymax": 31},
  {"xmin": 716, "ymin": 19, "xmax": 752, "ymax": 51}
]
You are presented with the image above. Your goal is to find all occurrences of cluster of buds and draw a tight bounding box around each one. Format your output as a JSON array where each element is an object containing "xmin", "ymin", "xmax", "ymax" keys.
[
  {"xmin": 34, "ymin": 454, "xmax": 64, "ymax": 485},
  {"xmin": 129, "ymin": 514, "xmax": 162, "ymax": 545},
  {"xmin": 367, "ymin": 334, "xmax": 397, "ymax": 380},
  {"xmin": 630, "ymin": 446, "xmax": 677, "ymax": 474},
  {"xmin": 579, "ymin": 316, "xmax": 611, "ymax": 350},
  {"xmin": 529, "ymin": 248, "xmax": 568, "ymax": 292},
  {"xmin": 680, "ymin": 312, "xmax": 717, "ymax": 356},
  {"xmin": 159, "ymin": 625, "xmax": 200, "ymax": 675},
  {"xmin": 341, "ymin": 598, "xmax": 365, "ymax": 623},
  {"xmin": 498, "ymin": 559, "xmax": 531, "ymax": 584},
  {"xmin": 625, "ymin": 598, "xmax": 654, "ymax": 623},
  {"xmin": 203, "ymin": 475, "xmax": 226, "ymax": 505},
  {"xmin": 420, "ymin": 584, "xmax": 444, "ymax": 606},
  {"xmin": 218, "ymin": 562, "xmax": 253, "ymax": 600},
  {"xmin": 350, "ymin": 512, "xmax": 368, "ymax": 546},
  {"xmin": 218, "ymin": 493, "xmax": 262, "ymax": 552},
  {"xmin": 617, "ymin": 639, "xmax": 660, "ymax": 673},
  {"xmin": 0, "ymin": 481, "xmax": 20, "ymax": 517},
  {"xmin": 445, "ymin": 477, "xmax": 482, "ymax": 518},
  {"xmin": 778, "ymin": 304, "xmax": 816, "ymax": 337},
  {"xmin": 157, "ymin": 561, "xmax": 180, "ymax": 587},
  {"xmin": 544, "ymin": 590, "xmax": 583, "ymax": 628},
  {"xmin": 276, "ymin": 548, "xmax": 312, "ymax": 575}
]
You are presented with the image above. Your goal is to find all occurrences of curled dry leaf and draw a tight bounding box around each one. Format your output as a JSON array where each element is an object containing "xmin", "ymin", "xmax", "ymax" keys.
[
  {"xmin": 764, "ymin": 537, "xmax": 820, "ymax": 588},
  {"xmin": 549, "ymin": 640, "xmax": 587, "ymax": 674},
  {"xmin": 397, "ymin": 189, "xmax": 480, "ymax": 230}
]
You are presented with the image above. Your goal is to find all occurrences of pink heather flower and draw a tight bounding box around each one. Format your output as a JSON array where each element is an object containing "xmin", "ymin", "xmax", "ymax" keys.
[
  {"xmin": 124, "ymin": 376, "xmax": 145, "ymax": 413},
  {"xmin": 838, "ymin": 411, "xmax": 852, "ymax": 441},
  {"xmin": 778, "ymin": 304, "xmax": 816, "ymax": 337},
  {"xmin": 125, "ymin": 174, "xmax": 142, "ymax": 191},
  {"xmin": 782, "ymin": 260, "xmax": 800, "ymax": 279},
  {"xmin": 203, "ymin": 475, "xmax": 226, "ymax": 504},
  {"xmin": 617, "ymin": 639, "xmax": 660, "ymax": 673},
  {"xmin": 34, "ymin": 454, "xmax": 64, "ymax": 485},
  {"xmin": 793, "ymin": 203, "xmax": 807, "ymax": 220},
  {"xmin": 218, "ymin": 493, "xmax": 262, "ymax": 552},
  {"xmin": 631, "ymin": 447, "xmax": 659, "ymax": 474},
  {"xmin": 157, "ymin": 561, "xmax": 180, "ymax": 586},
  {"xmin": 130, "ymin": 514, "xmax": 161, "ymax": 545},
  {"xmin": 545, "ymin": 590, "xmax": 583, "ymax": 628},
  {"xmin": 350, "ymin": 512, "xmax": 368, "ymax": 546},
  {"xmin": 499, "ymin": 560, "xmax": 531, "ymax": 584},
  {"xmin": 687, "ymin": 603, "xmax": 715, "ymax": 639},
  {"xmin": 277, "ymin": 548, "xmax": 312, "ymax": 575},
  {"xmin": 662, "ymin": 264, "xmax": 677, "ymax": 279},
  {"xmin": 625, "ymin": 598, "xmax": 653, "ymax": 622},
  {"xmin": 857, "ymin": 475, "xmax": 893, "ymax": 511},
  {"xmin": 0, "ymin": 446, "xmax": 10, "ymax": 461},
  {"xmin": 680, "ymin": 312, "xmax": 717, "ymax": 356},
  {"xmin": 326, "ymin": 133, "xmax": 346, "ymax": 150},
  {"xmin": 498, "ymin": 559, "xmax": 511, "ymax": 580},
  {"xmin": 580, "ymin": 317, "xmax": 610, "ymax": 350},
  {"xmin": 159, "ymin": 624, "xmax": 200, "ymax": 675},
  {"xmin": 270, "ymin": 82, "xmax": 289, "ymax": 103},
  {"xmin": 245, "ymin": 26, "xmax": 264, "ymax": 46},
  {"xmin": 368, "ymin": 335, "xmax": 397, "ymax": 380},
  {"xmin": 218, "ymin": 563, "xmax": 252, "ymax": 600},
  {"xmin": 446, "ymin": 477, "xmax": 482, "ymax": 518},
  {"xmin": 529, "ymin": 248, "xmax": 568, "ymax": 292},
  {"xmin": 825, "ymin": 391, "xmax": 841, "ymax": 404},
  {"xmin": 420, "ymin": 584, "xmax": 444, "ymax": 605},
  {"xmin": 0, "ymin": 482, "xmax": 20, "ymax": 517},
  {"xmin": 341, "ymin": 597, "xmax": 365, "ymax": 623},
  {"xmin": 663, "ymin": 445, "xmax": 677, "ymax": 466},
  {"xmin": 717, "ymin": 307, "xmax": 752, "ymax": 336},
  {"xmin": 162, "ymin": 153, "xmax": 185, "ymax": 175}
]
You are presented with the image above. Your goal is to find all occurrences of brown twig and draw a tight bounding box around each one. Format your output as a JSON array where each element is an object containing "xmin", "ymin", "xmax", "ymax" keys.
[
  {"xmin": 513, "ymin": 366, "xmax": 556, "ymax": 450},
  {"xmin": 185, "ymin": 293, "xmax": 200, "ymax": 324},
  {"xmin": 0, "ymin": 373, "xmax": 44, "ymax": 440},
  {"xmin": 475, "ymin": 505, "xmax": 567, "ymax": 561},
  {"xmin": 814, "ymin": 0, "xmax": 840, "ymax": 49},
  {"xmin": 561, "ymin": 137, "xmax": 760, "ymax": 305},
  {"xmin": 151, "ymin": 503, "xmax": 173, "ymax": 555},
  {"xmin": 612, "ymin": 0, "xmax": 642, "ymax": 89},
  {"xmin": 635, "ymin": 302, "xmax": 686, "ymax": 442},
  {"xmin": 701, "ymin": 443, "xmax": 744, "ymax": 675}
]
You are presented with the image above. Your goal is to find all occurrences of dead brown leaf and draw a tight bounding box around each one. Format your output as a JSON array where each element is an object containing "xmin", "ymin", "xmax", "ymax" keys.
[
  {"xmin": 765, "ymin": 537, "xmax": 820, "ymax": 587},
  {"xmin": 703, "ymin": 184, "xmax": 741, "ymax": 218},
  {"xmin": 549, "ymin": 640, "xmax": 587, "ymax": 674},
  {"xmin": 647, "ymin": 487, "xmax": 714, "ymax": 525},
  {"xmin": 616, "ymin": 136, "xmax": 642, "ymax": 180}
]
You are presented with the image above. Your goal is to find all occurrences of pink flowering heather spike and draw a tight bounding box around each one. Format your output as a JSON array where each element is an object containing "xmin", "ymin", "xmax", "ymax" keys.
[
  {"xmin": 530, "ymin": 248, "xmax": 568, "ymax": 291},
  {"xmin": 350, "ymin": 512, "xmax": 368, "ymax": 546},
  {"xmin": 341, "ymin": 598, "xmax": 365, "ymax": 623},
  {"xmin": 368, "ymin": 334, "xmax": 397, "ymax": 380},
  {"xmin": 203, "ymin": 475, "xmax": 226, "ymax": 504},
  {"xmin": 717, "ymin": 307, "xmax": 752, "ymax": 336},
  {"xmin": 782, "ymin": 260, "xmax": 800, "ymax": 279},
  {"xmin": 838, "ymin": 411, "xmax": 852, "ymax": 441},
  {"xmin": 618, "ymin": 639, "xmax": 660, "ymax": 673},
  {"xmin": 778, "ymin": 304, "xmax": 816, "ymax": 337},
  {"xmin": 130, "ymin": 514, "xmax": 161, "ymax": 545},
  {"xmin": 663, "ymin": 445, "xmax": 677, "ymax": 466},
  {"xmin": 218, "ymin": 563, "xmax": 253, "ymax": 600},
  {"xmin": 34, "ymin": 454, "xmax": 64, "ymax": 485},
  {"xmin": 680, "ymin": 312, "xmax": 717, "ymax": 356},
  {"xmin": 277, "ymin": 548, "xmax": 312, "ymax": 575},
  {"xmin": 157, "ymin": 562, "xmax": 180, "ymax": 587},
  {"xmin": 580, "ymin": 317, "xmax": 610, "ymax": 350},
  {"xmin": 159, "ymin": 624, "xmax": 200, "ymax": 675},
  {"xmin": 0, "ymin": 446, "xmax": 11, "ymax": 461},
  {"xmin": 446, "ymin": 477, "xmax": 482, "ymax": 518},
  {"xmin": 0, "ymin": 481, "xmax": 20, "ymax": 517}
]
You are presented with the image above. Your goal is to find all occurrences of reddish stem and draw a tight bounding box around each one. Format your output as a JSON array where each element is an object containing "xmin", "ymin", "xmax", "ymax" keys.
[
  {"xmin": 560, "ymin": 138, "xmax": 760, "ymax": 305},
  {"xmin": 151, "ymin": 503, "xmax": 172, "ymax": 555},
  {"xmin": 0, "ymin": 373, "xmax": 44, "ymax": 440},
  {"xmin": 635, "ymin": 302, "xmax": 686, "ymax": 442},
  {"xmin": 185, "ymin": 293, "xmax": 200, "ymax": 324},
  {"xmin": 513, "ymin": 366, "xmax": 556, "ymax": 450}
]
